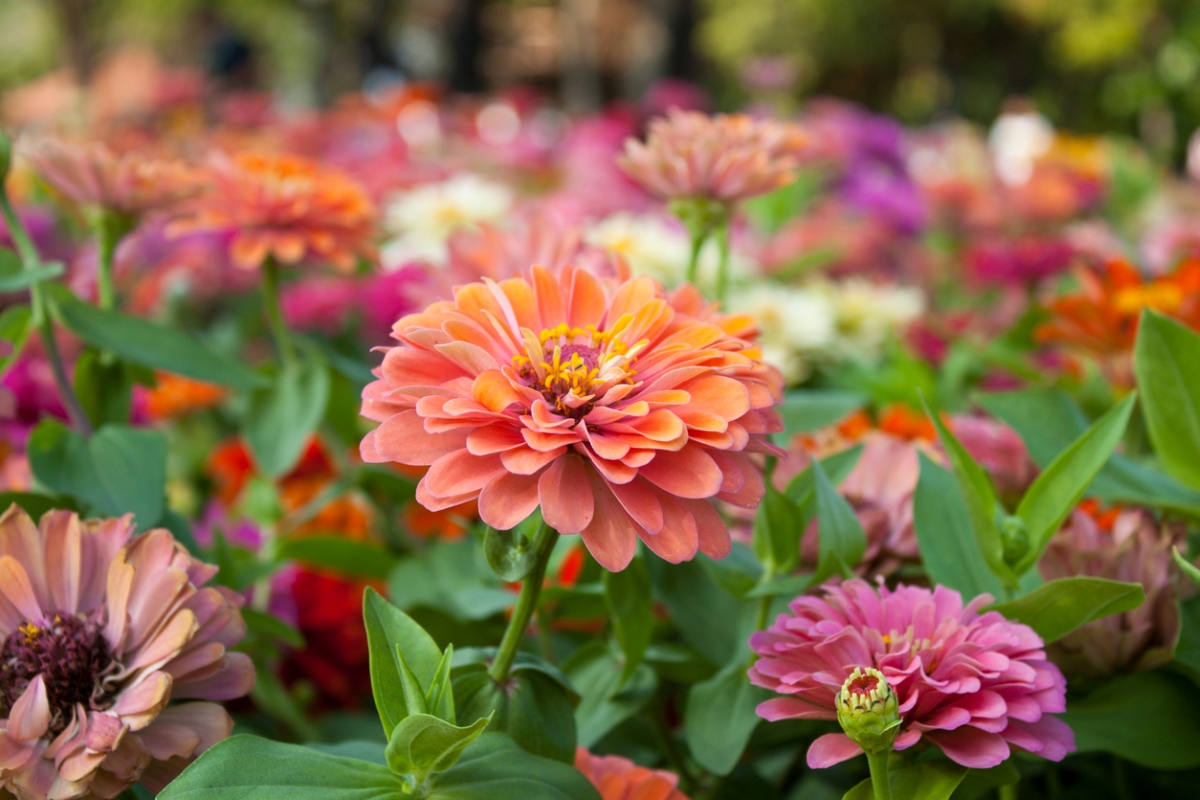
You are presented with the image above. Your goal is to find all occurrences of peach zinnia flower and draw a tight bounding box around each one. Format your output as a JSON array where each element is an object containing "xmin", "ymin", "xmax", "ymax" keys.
[
  {"xmin": 0, "ymin": 506, "xmax": 253, "ymax": 799},
  {"xmin": 23, "ymin": 138, "xmax": 200, "ymax": 217},
  {"xmin": 173, "ymin": 153, "xmax": 375, "ymax": 271},
  {"xmin": 360, "ymin": 265, "xmax": 783, "ymax": 571},
  {"xmin": 574, "ymin": 748, "xmax": 689, "ymax": 800},
  {"xmin": 618, "ymin": 110, "xmax": 806, "ymax": 204}
]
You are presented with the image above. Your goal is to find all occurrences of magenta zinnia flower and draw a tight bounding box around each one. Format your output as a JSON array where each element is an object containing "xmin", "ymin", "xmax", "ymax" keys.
[
  {"xmin": 749, "ymin": 579, "xmax": 1073, "ymax": 769},
  {"xmin": 0, "ymin": 506, "xmax": 254, "ymax": 799}
]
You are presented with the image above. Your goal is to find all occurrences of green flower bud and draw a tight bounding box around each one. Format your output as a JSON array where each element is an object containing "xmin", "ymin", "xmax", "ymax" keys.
[
  {"xmin": 837, "ymin": 667, "xmax": 901, "ymax": 754},
  {"xmin": 999, "ymin": 514, "xmax": 1030, "ymax": 566},
  {"xmin": 669, "ymin": 196, "xmax": 729, "ymax": 242}
]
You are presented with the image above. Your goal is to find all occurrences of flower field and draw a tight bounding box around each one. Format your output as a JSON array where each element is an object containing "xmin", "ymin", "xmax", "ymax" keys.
[{"xmin": 0, "ymin": 80, "xmax": 1199, "ymax": 800}]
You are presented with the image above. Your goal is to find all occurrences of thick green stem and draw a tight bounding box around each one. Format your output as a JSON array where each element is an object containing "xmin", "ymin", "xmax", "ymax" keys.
[
  {"xmin": 685, "ymin": 229, "xmax": 706, "ymax": 286},
  {"xmin": 93, "ymin": 212, "xmax": 122, "ymax": 311},
  {"xmin": 261, "ymin": 257, "xmax": 296, "ymax": 370},
  {"xmin": 488, "ymin": 524, "xmax": 559, "ymax": 682},
  {"xmin": 866, "ymin": 751, "xmax": 891, "ymax": 800},
  {"xmin": 715, "ymin": 222, "xmax": 731, "ymax": 305},
  {"xmin": 0, "ymin": 194, "xmax": 92, "ymax": 435}
]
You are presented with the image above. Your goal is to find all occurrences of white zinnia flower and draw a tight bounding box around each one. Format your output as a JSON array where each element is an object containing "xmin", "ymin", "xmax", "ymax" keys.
[
  {"xmin": 819, "ymin": 279, "xmax": 925, "ymax": 361},
  {"xmin": 381, "ymin": 173, "xmax": 514, "ymax": 268},
  {"xmin": 726, "ymin": 284, "xmax": 835, "ymax": 383},
  {"xmin": 584, "ymin": 212, "xmax": 752, "ymax": 289}
]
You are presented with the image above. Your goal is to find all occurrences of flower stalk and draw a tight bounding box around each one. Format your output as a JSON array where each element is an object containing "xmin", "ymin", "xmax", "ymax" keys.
[
  {"xmin": 866, "ymin": 751, "xmax": 892, "ymax": 800},
  {"xmin": 261, "ymin": 256, "xmax": 297, "ymax": 371},
  {"xmin": 488, "ymin": 522, "xmax": 559, "ymax": 683}
]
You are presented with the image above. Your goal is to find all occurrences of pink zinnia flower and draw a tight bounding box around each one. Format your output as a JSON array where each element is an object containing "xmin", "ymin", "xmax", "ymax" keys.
[
  {"xmin": 618, "ymin": 110, "xmax": 806, "ymax": 204},
  {"xmin": 749, "ymin": 579, "xmax": 1074, "ymax": 769},
  {"xmin": 574, "ymin": 747, "xmax": 689, "ymax": 800},
  {"xmin": 23, "ymin": 138, "xmax": 200, "ymax": 217},
  {"xmin": 360, "ymin": 265, "xmax": 784, "ymax": 571},
  {"xmin": 0, "ymin": 506, "xmax": 254, "ymax": 799}
]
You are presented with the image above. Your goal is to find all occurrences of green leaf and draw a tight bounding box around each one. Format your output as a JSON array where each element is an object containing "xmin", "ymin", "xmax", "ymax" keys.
[
  {"xmin": 979, "ymin": 388, "xmax": 1200, "ymax": 520},
  {"xmin": 46, "ymin": 284, "xmax": 263, "ymax": 390},
  {"xmin": 363, "ymin": 588, "xmax": 445, "ymax": 739},
  {"xmin": 563, "ymin": 641, "xmax": 656, "ymax": 747},
  {"xmin": 810, "ymin": 459, "xmax": 866, "ymax": 585},
  {"xmin": 73, "ymin": 348, "xmax": 132, "ymax": 428},
  {"xmin": 778, "ymin": 389, "xmax": 868, "ymax": 436},
  {"xmin": 484, "ymin": 513, "xmax": 544, "ymax": 582},
  {"xmin": 241, "ymin": 607, "xmax": 305, "ymax": 648},
  {"xmin": 924, "ymin": 399, "xmax": 1010, "ymax": 585},
  {"xmin": 987, "ymin": 577, "xmax": 1145, "ymax": 643},
  {"xmin": 604, "ymin": 554, "xmax": 654, "ymax": 685},
  {"xmin": 744, "ymin": 573, "xmax": 812, "ymax": 599},
  {"xmin": 385, "ymin": 713, "xmax": 491, "ymax": 781},
  {"xmin": 159, "ymin": 735, "xmax": 402, "ymax": 800},
  {"xmin": 0, "ymin": 305, "xmax": 32, "ymax": 376},
  {"xmin": 0, "ymin": 493, "xmax": 73, "ymax": 521},
  {"xmin": 0, "ymin": 255, "xmax": 62, "ymax": 292},
  {"xmin": 278, "ymin": 536, "xmax": 399, "ymax": 580},
  {"xmin": 1134, "ymin": 309, "xmax": 1200, "ymax": 490},
  {"xmin": 1012, "ymin": 393, "xmax": 1136, "ymax": 574},
  {"xmin": 429, "ymin": 733, "xmax": 602, "ymax": 799},
  {"xmin": 753, "ymin": 479, "xmax": 802, "ymax": 575},
  {"xmin": 245, "ymin": 360, "xmax": 331, "ymax": 477},
  {"xmin": 646, "ymin": 557, "xmax": 741, "ymax": 666},
  {"xmin": 684, "ymin": 658, "xmax": 770, "ymax": 776},
  {"xmin": 1175, "ymin": 547, "xmax": 1200, "ymax": 587},
  {"xmin": 454, "ymin": 667, "xmax": 578, "ymax": 763},
  {"xmin": 389, "ymin": 540, "xmax": 515, "ymax": 622},
  {"xmin": 843, "ymin": 760, "xmax": 968, "ymax": 800},
  {"xmin": 1064, "ymin": 669, "xmax": 1200, "ymax": 768},
  {"xmin": 913, "ymin": 454, "xmax": 1007, "ymax": 600},
  {"xmin": 1175, "ymin": 594, "xmax": 1200, "ymax": 676},
  {"xmin": 950, "ymin": 762, "xmax": 1021, "ymax": 800},
  {"xmin": 28, "ymin": 421, "xmax": 166, "ymax": 530},
  {"xmin": 784, "ymin": 445, "xmax": 864, "ymax": 510}
]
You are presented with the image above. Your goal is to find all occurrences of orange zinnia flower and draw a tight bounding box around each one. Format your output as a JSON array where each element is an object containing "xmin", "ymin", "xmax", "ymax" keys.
[
  {"xmin": 142, "ymin": 370, "xmax": 228, "ymax": 421},
  {"xmin": 361, "ymin": 265, "xmax": 783, "ymax": 571},
  {"xmin": 174, "ymin": 153, "xmax": 375, "ymax": 271},
  {"xmin": 574, "ymin": 748, "xmax": 690, "ymax": 800},
  {"xmin": 23, "ymin": 137, "xmax": 201, "ymax": 216},
  {"xmin": 619, "ymin": 110, "xmax": 806, "ymax": 204}
]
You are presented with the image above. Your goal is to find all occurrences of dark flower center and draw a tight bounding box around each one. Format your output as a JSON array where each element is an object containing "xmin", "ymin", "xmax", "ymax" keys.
[
  {"xmin": 846, "ymin": 673, "xmax": 880, "ymax": 696},
  {"xmin": 0, "ymin": 614, "xmax": 114, "ymax": 733}
]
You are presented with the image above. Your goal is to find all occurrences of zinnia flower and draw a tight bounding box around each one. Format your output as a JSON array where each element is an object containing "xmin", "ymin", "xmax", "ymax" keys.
[
  {"xmin": 1039, "ymin": 502, "xmax": 1186, "ymax": 677},
  {"xmin": 22, "ymin": 138, "xmax": 200, "ymax": 218},
  {"xmin": 618, "ymin": 110, "xmax": 806, "ymax": 204},
  {"xmin": 574, "ymin": 748, "xmax": 689, "ymax": 800},
  {"xmin": 140, "ymin": 372, "xmax": 227, "ymax": 422},
  {"xmin": 172, "ymin": 153, "xmax": 375, "ymax": 271},
  {"xmin": 360, "ymin": 265, "xmax": 783, "ymax": 571},
  {"xmin": 0, "ymin": 505, "xmax": 254, "ymax": 799},
  {"xmin": 749, "ymin": 578, "xmax": 1073, "ymax": 769}
]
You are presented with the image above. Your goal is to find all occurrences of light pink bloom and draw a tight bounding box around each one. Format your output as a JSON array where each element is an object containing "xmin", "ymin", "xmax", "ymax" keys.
[
  {"xmin": 749, "ymin": 579, "xmax": 1074, "ymax": 769},
  {"xmin": 948, "ymin": 414, "xmax": 1037, "ymax": 501},
  {"xmin": 618, "ymin": 110, "xmax": 806, "ymax": 204},
  {"xmin": 0, "ymin": 506, "xmax": 254, "ymax": 799},
  {"xmin": 1040, "ymin": 505, "xmax": 1187, "ymax": 676}
]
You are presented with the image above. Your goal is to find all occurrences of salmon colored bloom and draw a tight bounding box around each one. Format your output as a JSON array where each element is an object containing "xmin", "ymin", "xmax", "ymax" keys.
[
  {"xmin": 618, "ymin": 110, "xmax": 806, "ymax": 204},
  {"xmin": 172, "ymin": 153, "xmax": 375, "ymax": 271},
  {"xmin": 360, "ymin": 265, "xmax": 783, "ymax": 571},
  {"xmin": 23, "ymin": 138, "xmax": 200, "ymax": 217},
  {"xmin": 750, "ymin": 579, "xmax": 1073, "ymax": 770},
  {"xmin": 141, "ymin": 372, "xmax": 227, "ymax": 422},
  {"xmin": 0, "ymin": 505, "xmax": 254, "ymax": 799},
  {"xmin": 574, "ymin": 748, "xmax": 689, "ymax": 800}
]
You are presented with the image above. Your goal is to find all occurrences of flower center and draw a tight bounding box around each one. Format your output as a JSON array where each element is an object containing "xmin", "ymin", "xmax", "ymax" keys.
[
  {"xmin": 846, "ymin": 672, "xmax": 879, "ymax": 697},
  {"xmin": 512, "ymin": 321, "xmax": 647, "ymax": 418},
  {"xmin": 1, "ymin": 614, "xmax": 114, "ymax": 733}
]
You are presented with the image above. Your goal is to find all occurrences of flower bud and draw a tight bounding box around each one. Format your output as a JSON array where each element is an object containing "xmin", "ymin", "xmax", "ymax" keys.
[
  {"xmin": 837, "ymin": 667, "xmax": 901, "ymax": 754},
  {"xmin": 669, "ymin": 196, "xmax": 729, "ymax": 242},
  {"xmin": 999, "ymin": 514, "xmax": 1030, "ymax": 566}
]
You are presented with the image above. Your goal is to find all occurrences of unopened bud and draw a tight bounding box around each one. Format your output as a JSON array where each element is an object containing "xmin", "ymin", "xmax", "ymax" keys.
[
  {"xmin": 999, "ymin": 514, "xmax": 1030, "ymax": 566},
  {"xmin": 837, "ymin": 667, "xmax": 900, "ymax": 754}
]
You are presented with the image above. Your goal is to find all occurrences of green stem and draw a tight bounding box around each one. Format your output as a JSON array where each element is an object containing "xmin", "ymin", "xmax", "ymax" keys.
[
  {"xmin": 866, "ymin": 750, "xmax": 892, "ymax": 800},
  {"xmin": 261, "ymin": 257, "xmax": 296, "ymax": 370},
  {"xmin": 93, "ymin": 213, "xmax": 121, "ymax": 311},
  {"xmin": 0, "ymin": 194, "xmax": 92, "ymax": 435},
  {"xmin": 1000, "ymin": 784, "xmax": 1018, "ymax": 800},
  {"xmin": 685, "ymin": 229, "xmax": 706, "ymax": 286},
  {"xmin": 488, "ymin": 523, "xmax": 559, "ymax": 682},
  {"xmin": 715, "ymin": 222, "xmax": 731, "ymax": 305}
]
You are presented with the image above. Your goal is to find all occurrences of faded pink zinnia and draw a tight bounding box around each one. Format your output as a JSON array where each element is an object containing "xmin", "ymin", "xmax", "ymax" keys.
[
  {"xmin": 749, "ymin": 579, "xmax": 1073, "ymax": 769},
  {"xmin": 0, "ymin": 506, "xmax": 254, "ymax": 799},
  {"xmin": 618, "ymin": 110, "xmax": 806, "ymax": 204},
  {"xmin": 360, "ymin": 265, "xmax": 784, "ymax": 571}
]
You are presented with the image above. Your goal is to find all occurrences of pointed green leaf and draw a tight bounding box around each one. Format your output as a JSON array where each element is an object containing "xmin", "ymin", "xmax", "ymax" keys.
[
  {"xmin": 454, "ymin": 662, "xmax": 578, "ymax": 763},
  {"xmin": 429, "ymin": 733, "xmax": 602, "ymax": 800},
  {"xmin": 811, "ymin": 459, "xmax": 866, "ymax": 585},
  {"xmin": 385, "ymin": 713, "xmax": 491, "ymax": 781},
  {"xmin": 1134, "ymin": 309, "xmax": 1200, "ymax": 489},
  {"xmin": 603, "ymin": 554, "xmax": 654, "ymax": 685},
  {"xmin": 427, "ymin": 644, "xmax": 457, "ymax": 724},
  {"xmin": 563, "ymin": 641, "xmax": 656, "ymax": 747},
  {"xmin": 0, "ymin": 304, "xmax": 32, "ymax": 377},
  {"xmin": 784, "ymin": 444, "xmax": 864, "ymax": 510},
  {"xmin": 753, "ymin": 479, "xmax": 802, "ymax": 574},
  {"xmin": 245, "ymin": 360, "xmax": 331, "ymax": 477},
  {"xmin": 363, "ymin": 588, "xmax": 444, "ymax": 738},
  {"xmin": 1013, "ymin": 393, "xmax": 1136, "ymax": 574},
  {"xmin": 1175, "ymin": 547, "xmax": 1200, "ymax": 587},
  {"xmin": 684, "ymin": 658, "xmax": 770, "ymax": 776},
  {"xmin": 843, "ymin": 760, "xmax": 968, "ymax": 800},
  {"xmin": 778, "ymin": 389, "xmax": 868, "ymax": 436},
  {"xmin": 987, "ymin": 577, "xmax": 1145, "ymax": 642}
]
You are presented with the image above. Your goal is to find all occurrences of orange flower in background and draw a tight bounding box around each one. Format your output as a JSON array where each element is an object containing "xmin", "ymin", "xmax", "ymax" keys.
[
  {"xmin": 619, "ymin": 110, "xmax": 806, "ymax": 204},
  {"xmin": 142, "ymin": 371, "xmax": 228, "ymax": 421},
  {"xmin": 22, "ymin": 137, "xmax": 201, "ymax": 216},
  {"xmin": 1036, "ymin": 258, "xmax": 1200, "ymax": 358},
  {"xmin": 173, "ymin": 153, "xmax": 376, "ymax": 271},
  {"xmin": 361, "ymin": 265, "xmax": 784, "ymax": 571},
  {"xmin": 574, "ymin": 748, "xmax": 690, "ymax": 800}
]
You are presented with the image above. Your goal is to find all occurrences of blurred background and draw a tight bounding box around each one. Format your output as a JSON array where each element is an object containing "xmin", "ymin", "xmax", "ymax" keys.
[{"xmin": 6, "ymin": 0, "xmax": 1200, "ymax": 165}]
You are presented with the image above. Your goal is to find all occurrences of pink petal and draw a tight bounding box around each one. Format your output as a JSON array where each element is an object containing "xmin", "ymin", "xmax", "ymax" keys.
[
  {"xmin": 111, "ymin": 672, "xmax": 173, "ymax": 730},
  {"xmin": 579, "ymin": 479, "xmax": 638, "ymax": 571},
  {"xmin": 171, "ymin": 652, "xmax": 256, "ymax": 701},
  {"xmin": 0, "ymin": 556, "xmax": 41, "ymax": 622},
  {"xmin": 638, "ymin": 446, "xmax": 724, "ymax": 499},
  {"xmin": 806, "ymin": 733, "xmax": 863, "ymax": 768},
  {"xmin": 9, "ymin": 675, "xmax": 50, "ymax": 741},
  {"xmin": 926, "ymin": 727, "xmax": 1011, "ymax": 769},
  {"xmin": 755, "ymin": 697, "xmax": 834, "ymax": 722},
  {"xmin": 539, "ymin": 455, "xmax": 595, "ymax": 534},
  {"xmin": 41, "ymin": 510, "xmax": 81, "ymax": 615},
  {"xmin": 478, "ymin": 472, "xmax": 543, "ymax": 530},
  {"xmin": 422, "ymin": 450, "xmax": 505, "ymax": 499}
]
